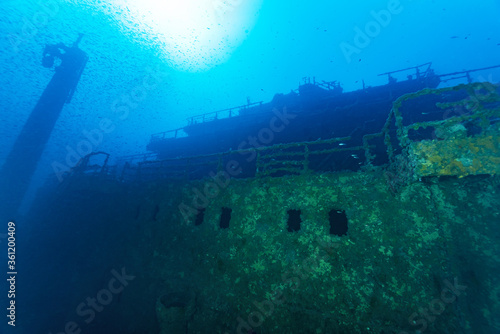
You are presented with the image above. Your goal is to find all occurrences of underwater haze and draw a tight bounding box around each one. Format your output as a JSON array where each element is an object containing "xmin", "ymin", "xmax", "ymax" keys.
[
  {"xmin": 1, "ymin": 1, "xmax": 500, "ymax": 178},
  {"xmin": 1, "ymin": 0, "xmax": 500, "ymax": 333}
]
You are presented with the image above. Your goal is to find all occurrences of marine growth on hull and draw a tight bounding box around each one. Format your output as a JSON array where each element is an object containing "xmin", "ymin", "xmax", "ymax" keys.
[{"xmin": 37, "ymin": 78, "xmax": 500, "ymax": 333}]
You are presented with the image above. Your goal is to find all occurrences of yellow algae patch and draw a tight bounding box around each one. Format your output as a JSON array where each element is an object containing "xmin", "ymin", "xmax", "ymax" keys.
[{"xmin": 410, "ymin": 135, "xmax": 500, "ymax": 177}]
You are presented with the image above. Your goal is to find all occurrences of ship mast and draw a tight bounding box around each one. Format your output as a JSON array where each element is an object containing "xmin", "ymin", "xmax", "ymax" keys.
[{"xmin": 0, "ymin": 34, "xmax": 88, "ymax": 220}]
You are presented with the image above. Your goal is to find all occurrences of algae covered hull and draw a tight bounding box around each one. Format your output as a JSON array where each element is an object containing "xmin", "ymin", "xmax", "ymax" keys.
[
  {"xmin": 28, "ymin": 166, "xmax": 500, "ymax": 333},
  {"xmin": 23, "ymin": 80, "xmax": 500, "ymax": 333}
]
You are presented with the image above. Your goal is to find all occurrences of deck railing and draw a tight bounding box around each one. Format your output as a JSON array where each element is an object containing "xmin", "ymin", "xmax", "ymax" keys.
[
  {"xmin": 186, "ymin": 101, "xmax": 264, "ymax": 126},
  {"xmin": 114, "ymin": 135, "xmax": 376, "ymax": 182},
  {"xmin": 67, "ymin": 82, "xmax": 500, "ymax": 184}
]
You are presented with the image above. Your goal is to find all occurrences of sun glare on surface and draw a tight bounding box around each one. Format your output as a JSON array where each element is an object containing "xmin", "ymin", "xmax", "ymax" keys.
[{"xmin": 103, "ymin": 0, "xmax": 263, "ymax": 71}]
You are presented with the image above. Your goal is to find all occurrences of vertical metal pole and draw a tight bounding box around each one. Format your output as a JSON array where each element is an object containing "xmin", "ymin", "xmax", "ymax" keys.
[{"xmin": 0, "ymin": 35, "xmax": 88, "ymax": 220}]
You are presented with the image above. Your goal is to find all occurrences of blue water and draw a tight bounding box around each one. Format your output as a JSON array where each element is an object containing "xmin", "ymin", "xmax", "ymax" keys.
[
  {"xmin": 1, "ymin": 1, "xmax": 500, "ymax": 186},
  {"xmin": 1, "ymin": 0, "xmax": 500, "ymax": 333}
]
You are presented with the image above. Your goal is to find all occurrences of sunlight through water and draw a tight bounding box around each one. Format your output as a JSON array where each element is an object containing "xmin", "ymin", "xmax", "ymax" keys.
[{"xmin": 80, "ymin": 0, "xmax": 264, "ymax": 72}]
